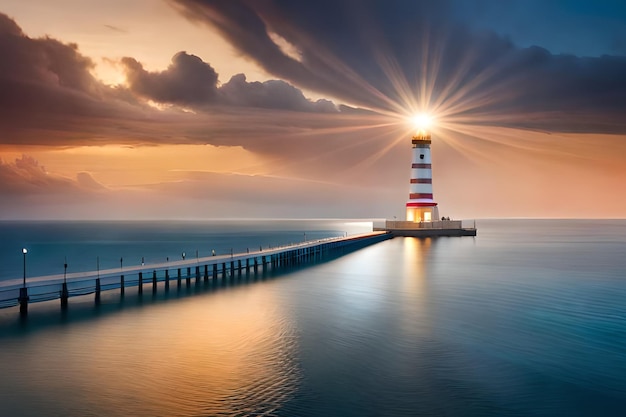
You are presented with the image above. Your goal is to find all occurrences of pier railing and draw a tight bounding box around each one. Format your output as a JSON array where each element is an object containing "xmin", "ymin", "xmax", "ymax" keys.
[
  {"xmin": 376, "ymin": 219, "xmax": 477, "ymax": 237},
  {"xmin": 0, "ymin": 232, "xmax": 392, "ymax": 313},
  {"xmin": 383, "ymin": 220, "xmax": 468, "ymax": 229}
]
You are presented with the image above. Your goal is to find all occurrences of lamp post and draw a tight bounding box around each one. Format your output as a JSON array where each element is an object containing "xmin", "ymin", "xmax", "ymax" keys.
[
  {"xmin": 22, "ymin": 248, "xmax": 27, "ymax": 288},
  {"xmin": 19, "ymin": 248, "xmax": 29, "ymax": 315}
]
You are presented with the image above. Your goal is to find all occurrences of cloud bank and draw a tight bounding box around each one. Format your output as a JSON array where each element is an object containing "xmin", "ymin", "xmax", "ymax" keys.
[
  {"xmin": 0, "ymin": 12, "xmax": 348, "ymax": 150},
  {"xmin": 170, "ymin": 0, "xmax": 626, "ymax": 133},
  {"xmin": 122, "ymin": 52, "xmax": 338, "ymax": 112}
]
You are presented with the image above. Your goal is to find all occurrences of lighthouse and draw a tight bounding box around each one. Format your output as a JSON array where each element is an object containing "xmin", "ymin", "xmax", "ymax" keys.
[
  {"xmin": 406, "ymin": 127, "xmax": 439, "ymax": 223},
  {"xmin": 375, "ymin": 114, "xmax": 475, "ymax": 236}
]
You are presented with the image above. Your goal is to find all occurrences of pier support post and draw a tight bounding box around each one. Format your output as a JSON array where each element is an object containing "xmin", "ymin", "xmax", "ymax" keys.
[
  {"xmin": 120, "ymin": 275, "xmax": 125, "ymax": 296},
  {"xmin": 204, "ymin": 265, "xmax": 209, "ymax": 282},
  {"xmin": 246, "ymin": 258, "xmax": 250, "ymax": 273},
  {"xmin": 18, "ymin": 287, "xmax": 28, "ymax": 315},
  {"xmin": 222, "ymin": 263, "xmax": 226, "ymax": 279},
  {"xmin": 186, "ymin": 267, "xmax": 191, "ymax": 286},
  {"xmin": 238, "ymin": 260, "xmax": 242, "ymax": 276},
  {"xmin": 152, "ymin": 271, "xmax": 157, "ymax": 293},
  {"xmin": 95, "ymin": 278, "xmax": 101, "ymax": 303},
  {"xmin": 165, "ymin": 270, "xmax": 170, "ymax": 291},
  {"xmin": 195, "ymin": 266, "xmax": 200, "ymax": 284},
  {"xmin": 61, "ymin": 282, "xmax": 69, "ymax": 308},
  {"xmin": 212, "ymin": 264, "xmax": 217, "ymax": 281},
  {"xmin": 254, "ymin": 258, "xmax": 258, "ymax": 274},
  {"xmin": 138, "ymin": 272, "xmax": 143, "ymax": 295},
  {"xmin": 230, "ymin": 261, "xmax": 235, "ymax": 280},
  {"xmin": 177, "ymin": 268, "xmax": 182, "ymax": 287}
]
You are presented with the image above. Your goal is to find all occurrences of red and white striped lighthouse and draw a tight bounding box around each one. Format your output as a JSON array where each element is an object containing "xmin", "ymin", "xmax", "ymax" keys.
[{"xmin": 406, "ymin": 129, "xmax": 439, "ymax": 222}]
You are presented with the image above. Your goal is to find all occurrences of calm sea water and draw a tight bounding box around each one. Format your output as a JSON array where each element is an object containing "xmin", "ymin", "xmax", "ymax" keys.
[
  {"xmin": 0, "ymin": 219, "xmax": 625, "ymax": 416},
  {"xmin": 0, "ymin": 220, "xmax": 370, "ymax": 282}
]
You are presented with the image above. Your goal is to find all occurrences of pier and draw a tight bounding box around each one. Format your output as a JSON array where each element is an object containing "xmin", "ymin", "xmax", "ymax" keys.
[
  {"xmin": 375, "ymin": 220, "xmax": 477, "ymax": 237},
  {"xmin": 0, "ymin": 232, "xmax": 391, "ymax": 314}
]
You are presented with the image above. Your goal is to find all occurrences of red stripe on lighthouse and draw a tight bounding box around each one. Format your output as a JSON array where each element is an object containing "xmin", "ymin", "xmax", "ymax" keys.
[
  {"xmin": 410, "ymin": 178, "xmax": 432, "ymax": 184},
  {"xmin": 411, "ymin": 163, "xmax": 431, "ymax": 169},
  {"xmin": 406, "ymin": 202, "xmax": 438, "ymax": 207},
  {"xmin": 409, "ymin": 193, "xmax": 433, "ymax": 199}
]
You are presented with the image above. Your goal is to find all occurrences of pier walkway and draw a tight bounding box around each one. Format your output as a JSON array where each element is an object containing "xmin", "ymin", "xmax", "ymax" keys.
[
  {"xmin": 375, "ymin": 220, "xmax": 477, "ymax": 237},
  {"xmin": 0, "ymin": 232, "xmax": 391, "ymax": 314}
]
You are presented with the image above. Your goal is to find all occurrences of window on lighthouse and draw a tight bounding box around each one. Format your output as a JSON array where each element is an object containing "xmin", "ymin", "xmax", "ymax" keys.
[{"xmin": 420, "ymin": 154, "xmax": 425, "ymax": 159}]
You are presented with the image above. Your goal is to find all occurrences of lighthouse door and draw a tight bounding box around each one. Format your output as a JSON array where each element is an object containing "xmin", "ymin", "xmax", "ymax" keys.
[{"xmin": 424, "ymin": 212, "xmax": 432, "ymax": 222}]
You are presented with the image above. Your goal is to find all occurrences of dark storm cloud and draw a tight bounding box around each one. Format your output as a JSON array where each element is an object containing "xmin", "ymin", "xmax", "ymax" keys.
[
  {"xmin": 121, "ymin": 52, "xmax": 338, "ymax": 112},
  {"xmin": 122, "ymin": 51, "xmax": 219, "ymax": 104},
  {"xmin": 219, "ymin": 74, "xmax": 337, "ymax": 112},
  {"xmin": 168, "ymin": 0, "xmax": 403, "ymax": 112},
  {"xmin": 0, "ymin": 13, "xmax": 155, "ymax": 144},
  {"xmin": 0, "ymin": 13, "xmax": 343, "ymax": 148},
  {"xmin": 170, "ymin": 0, "xmax": 626, "ymax": 133}
]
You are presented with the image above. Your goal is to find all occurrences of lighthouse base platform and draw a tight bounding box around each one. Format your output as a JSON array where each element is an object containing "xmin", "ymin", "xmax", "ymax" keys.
[{"xmin": 374, "ymin": 220, "xmax": 477, "ymax": 237}]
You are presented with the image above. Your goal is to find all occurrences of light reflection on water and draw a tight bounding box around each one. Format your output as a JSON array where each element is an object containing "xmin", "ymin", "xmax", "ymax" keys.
[
  {"xmin": 0, "ymin": 284, "xmax": 301, "ymax": 416},
  {"xmin": 0, "ymin": 220, "xmax": 626, "ymax": 416}
]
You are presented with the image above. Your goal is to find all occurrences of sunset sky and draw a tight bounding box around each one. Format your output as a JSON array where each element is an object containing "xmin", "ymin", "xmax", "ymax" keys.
[{"xmin": 1, "ymin": 0, "xmax": 625, "ymax": 220}]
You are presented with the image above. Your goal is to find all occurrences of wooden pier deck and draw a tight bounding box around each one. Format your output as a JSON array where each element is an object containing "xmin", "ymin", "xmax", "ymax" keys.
[{"xmin": 0, "ymin": 232, "xmax": 392, "ymax": 314}]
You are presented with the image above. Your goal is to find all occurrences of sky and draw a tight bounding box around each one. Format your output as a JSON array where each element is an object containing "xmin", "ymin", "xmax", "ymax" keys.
[{"xmin": 1, "ymin": 0, "xmax": 625, "ymax": 220}]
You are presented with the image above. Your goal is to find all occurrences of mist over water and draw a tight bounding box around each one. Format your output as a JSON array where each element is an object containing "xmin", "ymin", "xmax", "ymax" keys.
[{"xmin": 1, "ymin": 219, "xmax": 625, "ymax": 416}]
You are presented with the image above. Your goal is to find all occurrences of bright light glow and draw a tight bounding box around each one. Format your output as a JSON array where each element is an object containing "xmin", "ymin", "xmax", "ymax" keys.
[
  {"xmin": 22, "ymin": 248, "xmax": 28, "ymax": 254},
  {"xmin": 410, "ymin": 113, "xmax": 433, "ymax": 131}
]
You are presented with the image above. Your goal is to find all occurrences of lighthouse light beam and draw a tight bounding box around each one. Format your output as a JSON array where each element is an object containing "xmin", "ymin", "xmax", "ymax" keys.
[{"xmin": 410, "ymin": 113, "xmax": 434, "ymax": 135}]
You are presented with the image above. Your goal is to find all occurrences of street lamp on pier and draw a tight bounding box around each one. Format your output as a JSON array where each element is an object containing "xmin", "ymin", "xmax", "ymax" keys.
[
  {"xmin": 18, "ymin": 248, "xmax": 30, "ymax": 315},
  {"xmin": 22, "ymin": 248, "xmax": 27, "ymax": 288}
]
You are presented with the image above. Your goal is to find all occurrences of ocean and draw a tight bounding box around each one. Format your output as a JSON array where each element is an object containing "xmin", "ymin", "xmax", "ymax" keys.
[{"xmin": 0, "ymin": 219, "xmax": 625, "ymax": 416}]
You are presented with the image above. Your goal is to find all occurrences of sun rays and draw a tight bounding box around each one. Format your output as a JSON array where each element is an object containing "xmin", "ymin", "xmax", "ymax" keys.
[{"xmin": 311, "ymin": 28, "xmax": 552, "ymax": 168}]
